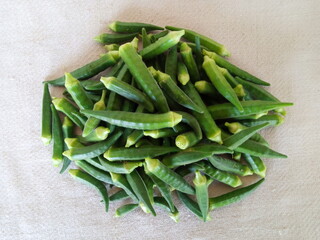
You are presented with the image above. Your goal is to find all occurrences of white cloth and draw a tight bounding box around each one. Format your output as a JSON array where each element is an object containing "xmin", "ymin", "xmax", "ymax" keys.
[{"xmin": 1, "ymin": 0, "xmax": 319, "ymax": 239}]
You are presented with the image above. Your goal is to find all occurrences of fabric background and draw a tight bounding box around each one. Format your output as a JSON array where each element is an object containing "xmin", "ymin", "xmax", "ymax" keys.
[{"xmin": 1, "ymin": 0, "xmax": 319, "ymax": 239}]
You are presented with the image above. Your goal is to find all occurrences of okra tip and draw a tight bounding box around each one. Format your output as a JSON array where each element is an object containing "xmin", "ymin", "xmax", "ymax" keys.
[
  {"xmin": 64, "ymin": 72, "xmax": 78, "ymax": 87},
  {"xmin": 233, "ymin": 177, "xmax": 243, "ymax": 188},
  {"xmin": 64, "ymin": 138, "xmax": 77, "ymax": 148},
  {"xmin": 220, "ymin": 46, "xmax": 231, "ymax": 57},
  {"xmin": 41, "ymin": 135, "xmax": 51, "ymax": 146},
  {"xmin": 170, "ymin": 112, "xmax": 183, "ymax": 127},
  {"xmin": 179, "ymin": 42, "xmax": 190, "ymax": 52},
  {"xmin": 68, "ymin": 169, "xmax": 79, "ymax": 177},
  {"xmin": 242, "ymin": 166, "xmax": 254, "ymax": 176},
  {"xmin": 62, "ymin": 149, "xmax": 72, "ymax": 160},
  {"xmin": 169, "ymin": 212, "xmax": 180, "ymax": 223},
  {"xmin": 145, "ymin": 157, "xmax": 160, "ymax": 172},
  {"xmin": 93, "ymin": 34, "xmax": 103, "ymax": 43},
  {"xmin": 108, "ymin": 21, "xmax": 117, "ymax": 32},
  {"xmin": 203, "ymin": 55, "xmax": 214, "ymax": 66},
  {"xmin": 100, "ymin": 76, "xmax": 115, "ymax": 87},
  {"xmin": 208, "ymin": 130, "xmax": 223, "ymax": 145},
  {"xmin": 276, "ymin": 114, "xmax": 285, "ymax": 126},
  {"xmin": 175, "ymin": 135, "xmax": 190, "ymax": 150},
  {"xmin": 234, "ymin": 84, "xmax": 246, "ymax": 98},
  {"xmin": 107, "ymin": 50, "xmax": 120, "ymax": 61},
  {"xmin": 193, "ymin": 171, "xmax": 207, "ymax": 185},
  {"xmin": 51, "ymin": 97, "xmax": 63, "ymax": 108},
  {"xmin": 224, "ymin": 122, "xmax": 240, "ymax": 134}
]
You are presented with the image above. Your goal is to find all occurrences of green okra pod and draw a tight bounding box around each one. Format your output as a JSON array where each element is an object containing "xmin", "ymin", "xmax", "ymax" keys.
[
  {"xmin": 52, "ymin": 98, "xmax": 86, "ymax": 129},
  {"xmin": 126, "ymin": 170, "xmax": 156, "ymax": 216},
  {"xmin": 109, "ymin": 21, "xmax": 163, "ymax": 33},
  {"xmin": 223, "ymin": 123, "xmax": 269, "ymax": 150},
  {"xmin": 225, "ymin": 122, "xmax": 269, "ymax": 146},
  {"xmin": 194, "ymin": 36, "xmax": 203, "ymax": 72},
  {"xmin": 239, "ymin": 114, "xmax": 284, "ymax": 127},
  {"xmin": 243, "ymin": 154, "xmax": 266, "ymax": 178},
  {"xmin": 63, "ymin": 130, "xmax": 123, "ymax": 160},
  {"xmin": 182, "ymin": 82, "xmax": 222, "ymax": 144},
  {"xmin": 110, "ymin": 172, "xmax": 138, "ymax": 202},
  {"xmin": 145, "ymin": 169, "xmax": 175, "ymax": 212},
  {"xmin": 165, "ymin": 45, "xmax": 178, "ymax": 83},
  {"xmin": 194, "ymin": 80, "xmax": 219, "ymax": 96},
  {"xmin": 141, "ymin": 28, "xmax": 152, "ymax": 48},
  {"xmin": 104, "ymin": 145, "xmax": 179, "ymax": 161},
  {"xmin": 208, "ymin": 156, "xmax": 253, "ymax": 176},
  {"xmin": 119, "ymin": 43, "xmax": 169, "ymax": 112},
  {"xmin": 69, "ymin": 169, "xmax": 109, "ymax": 212},
  {"xmin": 154, "ymin": 71, "xmax": 203, "ymax": 113},
  {"xmin": 208, "ymin": 100, "xmax": 293, "ymax": 120},
  {"xmin": 101, "ymin": 76, "xmax": 154, "ymax": 112},
  {"xmin": 74, "ymin": 160, "xmax": 113, "ymax": 184},
  {"xmin": 163, "ymin": 144, "xmax": 232, "ymax": 168},
  {"xmin": 41, "ymin": 83, "xmax": 52, "ymax": 145},
  {"xmin": 166, "ymin": 25, "xmax": 230, "ymax": 57},
  {"xmin": 203, "ymin": 56, "xmax": 243, "ymax": 111},
  {"xmin": 153, "ymin": 197, "xmax": 179, "ymax": 222},
  {"xmin": 221, "ymin": 130, "xmax": 287, "ymax": 158},
  {"xmin": 115, "ymin": 204, "xmax": 139, "ymax": 217},
  {"xmin": 209, "ymin": 179, "xmax": 264, "ymax": 210},
  {"xmin": 64, "ymin": 138, "xmax": 106, "ymax": 171},
  {"xmin": 219, "ymin": 67, "xmax": 246, "ymax": 98},
  {"xmin": 110, "ymin": 189, "xmax": 129, "ymax": 202},
  {"xmin": 60, "ymin": 116, "xmax": 74, "ymax": 173},
  {"xmin": 99, "ymin": 156, "xmax": 143, "ymax": 174},
  {"xmin": 138, "ymin": 169, "xmax": 155, "ymax": 204},
  {"xmin": 104, "ymin": 43, "xmax": 119, "ymax": 51},
  {"xmin": 140, "ymin": 30, "xmax": 185, "ymax": 60},
  {"xmin": 51, "ymin": 104, "xmax": 64, "ymax": 166},
  {"xmin": 203, "ymin": 50, "xmax": 270, "ymax": 86},
  {"xmin": 125, "ymin": 130, "xmax": 144, "ymax": 147},
  {"xmin": 193, "ymin": 171, "xmax": 210, "ymax": 222},
  {"xmin": 83, "ymin": 60, "xmax": 125, "ymax": 91},
  {"xmin": 177, "ymin": 59, "xmax": 190, "ymax": 86},
  {"xmin": 152, "ymin": 30, "xmax": 169, "ymax": 40},
  {"xmin": 94, "ymin": 32, "xmax": 138, "ymax": 44},
  {"xmin": 78, "ymin": 126, "xmax": 110, "ymax": 143},
  {"xmin": 235, "ymin": 76, "xmax": 286, "ymax": 115},
  {"xmin": 135, "ymin": 139, "xmax": 154, "ymax": 148},
  {"xmin": 65, "ymin": 73, "xmax": 94, "ymax": 110},
  {"xmin": 197, "ymin": 162, "xmax": 242, "ymax": 188},
  {"xmin": 143, "ymin": 124, "xmax": 189, "ymax": 139},
  {"xmin": 180, "ymin": 42, "xmax": 200, "ymax": 82},
  {"xmin": 145, "ymin": 158, "xmax": 195, "ymax": 195},
  {"xmin": 177, "ymin": 191, "xmax": 209, "ymax": 221},
  {"xmin": 175, "ymin": 131, "xmax": 200, "ymax": 150},
  {"xmin": 46, "ymin": 52, "xmax": 119, "ymax": 86},
  {"xmin": 81, "ymin": 110, "xmax": 182, "ymax": 130},
  {"xmin": 82, "ymin": 90, "xmax": 107, "ymax": 137}
]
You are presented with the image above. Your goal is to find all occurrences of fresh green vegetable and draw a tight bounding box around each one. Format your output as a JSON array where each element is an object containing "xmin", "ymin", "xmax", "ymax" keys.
[
  {"xmin": 81, "ymin": 110, "xmax": 182, "ymax": 130},
  {"xmin": 69, "ymin": 169, "xmax": 109, "ymax": 212},
  {"xmin": 50, "ymin": 104, "xmax": 64, "ymax": 166},
  {"xmin": 43, "ymin": 20, "xmax": 292, "ymax": 221},
  {"xmin": 82, "ymin": 90, "xmax": 107, "ymax": 137},
  {"xmin": 109, "ymin": 21, "xmax": 163, "ymax": 33},
  {"xmin": 101, "ymin": 76, "xmax": 154, "ymax": 112},
  {"xmin": 119, "ymin": 43, "xmax": 169, "ymax": 112},
  {"xmin": 41, "ymin": 83, "xmax": 52, "ymax": 145},
  {"xmin": 104, "ymin": 145, "xmax": 179, "ymax": 161},
  {"xmin": 46, "ymin": 52, "xmax": 119, "ymax": 86}
]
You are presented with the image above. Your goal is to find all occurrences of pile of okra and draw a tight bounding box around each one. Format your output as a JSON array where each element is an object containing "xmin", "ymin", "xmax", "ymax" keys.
[{"xmin": 41, "ymin": 21, "xmax": 293, "ymax": 221}]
